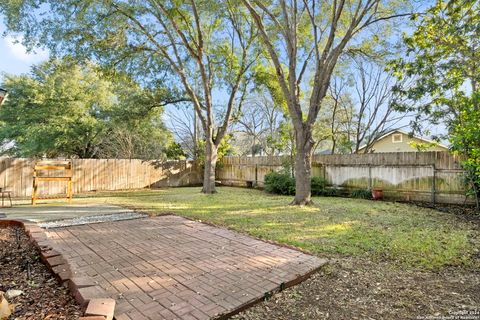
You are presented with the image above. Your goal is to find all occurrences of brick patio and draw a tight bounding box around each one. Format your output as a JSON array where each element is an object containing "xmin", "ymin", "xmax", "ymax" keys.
[{"xmin": 45, "ymin": 216, "xmax": 326, "ymax": 320}]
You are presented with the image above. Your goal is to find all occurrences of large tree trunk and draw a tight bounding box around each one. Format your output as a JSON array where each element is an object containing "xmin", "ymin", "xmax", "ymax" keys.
[
  {"xmin": 292, "ymin": 130, "xmax": 314, "ymax": 205},
  {"xmin": 202, "ymin": 139, "xmax": 218, "ymax": 194}
]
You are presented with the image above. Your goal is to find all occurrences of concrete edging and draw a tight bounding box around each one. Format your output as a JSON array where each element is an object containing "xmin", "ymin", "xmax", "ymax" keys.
[{"xmin": 0, "ymin": 219, "xmax": 116, "ymax": 320}]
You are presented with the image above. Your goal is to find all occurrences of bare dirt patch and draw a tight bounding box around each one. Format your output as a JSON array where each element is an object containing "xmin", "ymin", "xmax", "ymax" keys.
[
  {"xmin": 403, "ymin": 201, "xmax": 480, "ymax": 225},
  {"xmin": 0, "ymin": 226, "xmax": 81, "ymax": 320},
  {"xmin": 232, "ymin": 257, "xmax": 480, "ymax": 320}
]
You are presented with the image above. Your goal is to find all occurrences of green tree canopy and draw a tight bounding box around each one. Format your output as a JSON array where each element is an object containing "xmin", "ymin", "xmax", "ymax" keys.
[
  {"xmin": 391, "ymin": 0, "xmax": 480, "ymax": 208},
  {"xmin": 0, "ymin": 0, "xmax": 258, "ymax": 194},
  {"xmin": 0, "ymin": 59, "xmax": 177, "ymax": 159}
]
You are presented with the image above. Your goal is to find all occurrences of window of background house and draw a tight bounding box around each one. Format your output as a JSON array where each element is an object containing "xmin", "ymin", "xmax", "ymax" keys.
[{"xmin": 392, "ymin": 133, "xmax": 403, "ymax": 143}]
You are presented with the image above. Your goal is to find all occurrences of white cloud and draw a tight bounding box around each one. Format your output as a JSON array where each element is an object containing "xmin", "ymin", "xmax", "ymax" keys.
[{"xmin": 4, "ymin": 35, "xmax": 49, "ymax": 63}]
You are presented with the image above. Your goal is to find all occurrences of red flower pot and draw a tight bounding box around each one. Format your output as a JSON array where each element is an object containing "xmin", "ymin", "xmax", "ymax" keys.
[{"xmin": 372, "ymin": 188, "xmax": 383, "ymax": 200}]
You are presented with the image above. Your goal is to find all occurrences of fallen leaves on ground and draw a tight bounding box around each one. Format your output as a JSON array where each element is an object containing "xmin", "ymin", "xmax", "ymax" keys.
[
  {"xmin": 0, "ymin": 226, "xmax": 81, "ymax": 320},
  {"xmin": 232, "ymin": 257, "xmax": 480, "ymax": 320}
]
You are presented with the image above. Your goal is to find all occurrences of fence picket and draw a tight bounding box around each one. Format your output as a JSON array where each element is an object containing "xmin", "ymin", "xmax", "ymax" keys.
[
  {"xmin": 0, "ymin": 152, "xmax": 472, "ymax": 205},
  {"xmin": 0, "ymin": 157, "xmax": 201, "ymax": 198},
  {"xmin": 217, "ymin": 151, "xmax": 471, "ymax": 205}
]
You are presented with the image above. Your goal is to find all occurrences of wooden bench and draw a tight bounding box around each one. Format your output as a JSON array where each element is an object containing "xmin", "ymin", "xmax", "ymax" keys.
[{"xmin": 32, "ymin": 160, "xmax": 73, "ymax": 205}]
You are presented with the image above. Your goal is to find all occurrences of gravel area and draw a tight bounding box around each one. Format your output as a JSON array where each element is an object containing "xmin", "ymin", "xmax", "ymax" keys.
[
  {"xmin": 38, "ymin": 212, "xmax": 147, "ymax": 228},
  {"xmin": 0, "ymin": 226, "xmax": 81, "ymax": 319}
]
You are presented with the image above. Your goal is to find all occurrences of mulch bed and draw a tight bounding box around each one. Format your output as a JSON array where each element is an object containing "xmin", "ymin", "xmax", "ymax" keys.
[
  {"xmin": 0, "ymin": 226, "xmax": 81, "ymax": 320},
  {"xmin": 232, "ymin": 257, "xmax": 480, "ymax": 320}
]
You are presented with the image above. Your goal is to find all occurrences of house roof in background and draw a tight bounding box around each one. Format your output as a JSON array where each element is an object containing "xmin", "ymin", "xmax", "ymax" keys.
[{"xmin": 357, "ymin": 129, "xmax": 449, "ymax": 151}]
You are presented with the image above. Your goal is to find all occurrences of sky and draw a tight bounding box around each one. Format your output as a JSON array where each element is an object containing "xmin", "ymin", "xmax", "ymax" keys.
[{"xmin": 0, "ymin": 20, "xmax": 49, "ymax": 82}]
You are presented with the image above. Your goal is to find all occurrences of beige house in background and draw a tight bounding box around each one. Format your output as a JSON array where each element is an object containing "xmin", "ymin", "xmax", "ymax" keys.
[{"xmin": 358, "ymin": 129, "xmax": 449, "ymax": 153}]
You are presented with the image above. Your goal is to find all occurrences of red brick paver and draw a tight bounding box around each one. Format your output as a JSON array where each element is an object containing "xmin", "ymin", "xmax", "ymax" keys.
[{"xmin": 45, "ymin": 216, "xmax": 326, "ymax": 320}]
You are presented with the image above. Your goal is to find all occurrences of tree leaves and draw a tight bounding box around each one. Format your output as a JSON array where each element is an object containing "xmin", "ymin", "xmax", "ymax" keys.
[
  {"xmin": 392, "ymin": 0, "xmax": 480, "ymax": 208},
  {"xmin": 0, "ymin": 59, "xmax": 175, "ymax": 159}
]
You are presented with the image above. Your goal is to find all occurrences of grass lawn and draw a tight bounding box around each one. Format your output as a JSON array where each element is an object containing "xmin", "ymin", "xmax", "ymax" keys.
[{"xmin": 75, "ymin": 186, "xmax": 479, "ymax": 270}]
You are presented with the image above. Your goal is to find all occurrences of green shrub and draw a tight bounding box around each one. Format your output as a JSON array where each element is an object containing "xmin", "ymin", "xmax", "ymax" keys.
[
  {"xmin": 264, "ymin": 173, "xmax": 339, "ymax": 197},
  {"xmin": 264, "ymin": 172, "xmax": 295, "ymax": 195},
  {"xmin": 311, "ymin": 176, "xmax": 327, "ymax": 192},
  {"xmin": 319, "ymin": 187, "xmax": 341, "ymax": 197},
  {"xmin": 311, "ymin": 177, "xmax": 338, "ymax": 196},
  {"xmin": 351, "ymin": 188, "xmax": 372, "ymax": 199}
]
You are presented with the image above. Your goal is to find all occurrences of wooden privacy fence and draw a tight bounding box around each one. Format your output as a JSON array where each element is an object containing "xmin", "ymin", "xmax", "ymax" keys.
[
  {"xmin": 0, "ymin": 158, "xmax": 202, "ymax": 198},
  {"xmin": 0, "ymin": 152, "xmax": 471, "ymax": 205},
  {"xmin": 217, "ymin": 151, "xmax": 470, "ymax": 205}
]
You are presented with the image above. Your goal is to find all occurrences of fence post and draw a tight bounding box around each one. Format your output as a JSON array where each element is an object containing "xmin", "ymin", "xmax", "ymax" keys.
[
  {"xmin": 431, "ymin": 164, "xmax": 436, "ymax": 205},
  {"xmin": 368, "ymin": 165, "xmax": 372, "ymax": 190}
]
